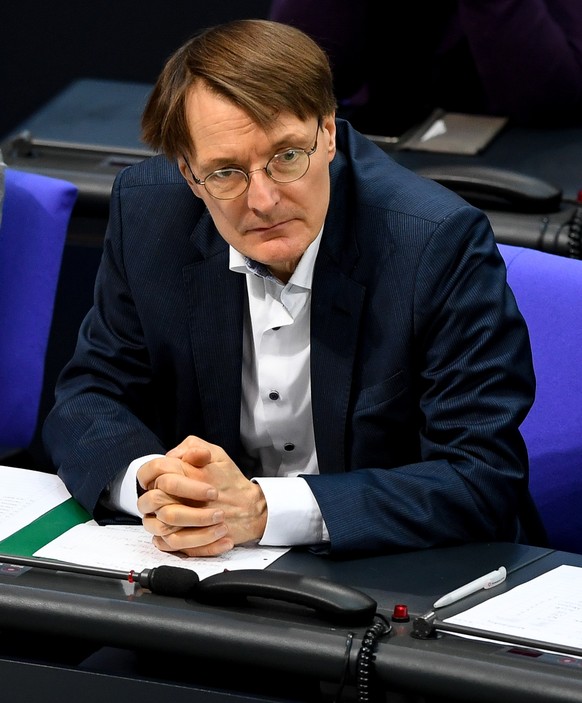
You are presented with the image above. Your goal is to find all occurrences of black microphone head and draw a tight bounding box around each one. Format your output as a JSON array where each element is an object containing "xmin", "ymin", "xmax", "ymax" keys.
[{"xmin": 146, "ymin": 565, "xmax": 200, "ymax": 598}]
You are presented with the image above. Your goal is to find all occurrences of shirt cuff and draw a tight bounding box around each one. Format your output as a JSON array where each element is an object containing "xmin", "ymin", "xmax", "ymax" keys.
[
  {"xmin": 108, "ymin": 454, "xmax": 164, "ymax": 517},
  {"xmin": 252, "ymin": 476, "xmax": 330, "ymax": 546}
]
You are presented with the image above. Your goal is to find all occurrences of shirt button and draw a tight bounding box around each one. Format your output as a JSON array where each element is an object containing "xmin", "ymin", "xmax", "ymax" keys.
[
  {"xmin": 268, "ymin": 390, "xmax": 280, "ymax": 401},
  {"xmin": 284, "ymin": 442, "xmax": 295, "ymax": 452}
]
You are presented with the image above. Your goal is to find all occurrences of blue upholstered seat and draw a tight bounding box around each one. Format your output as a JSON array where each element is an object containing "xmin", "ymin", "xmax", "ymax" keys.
[
  {"xmin": 500, "ymin": 244, "xmax": 582, "ymax": 554},
  {"xmin": 0, "ymin": 168, "xmax": 77, "ymax": 451}
]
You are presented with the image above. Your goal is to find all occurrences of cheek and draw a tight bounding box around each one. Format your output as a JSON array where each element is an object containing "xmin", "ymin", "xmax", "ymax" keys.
[
  {"xmin": 203, "ymin": 200, "xmax": 244, "ymax": 244},
  {"xmin": 300, "ymin": 174, "xmax": 330, "ymax": 225}
]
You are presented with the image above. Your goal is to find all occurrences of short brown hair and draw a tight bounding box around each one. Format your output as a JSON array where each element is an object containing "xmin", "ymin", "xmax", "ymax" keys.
[{"xmin": 141, "ymin": 19, "xmax": 337, "ymax": 160}]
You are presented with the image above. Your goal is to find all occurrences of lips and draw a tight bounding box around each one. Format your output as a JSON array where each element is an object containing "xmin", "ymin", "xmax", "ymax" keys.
[{"xmin": 248, "ymin": 219, "xmax": 292, "ymax": 235}]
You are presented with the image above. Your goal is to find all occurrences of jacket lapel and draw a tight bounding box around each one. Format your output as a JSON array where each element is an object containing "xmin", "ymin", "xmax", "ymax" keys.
[
  {"xmin": 311, "ymin": 254, "xmax": 365, "ymax": 475},
  {"xmin": 182, "ymin": 215, "xmax": 245, "ymax": 459},
  {"xmin": 311, "ymin": 163, "xmax": 365, "ymax": 475}
]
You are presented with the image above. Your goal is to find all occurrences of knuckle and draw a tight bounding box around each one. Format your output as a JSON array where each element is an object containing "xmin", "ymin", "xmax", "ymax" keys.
[
  {"xmin": 158, "ymin": 531, "xmax": 187, "ymax": 550},
  {"xmin": 155, "ymin": 473, "xmax": 180, "ymax": 494},
  {"xmin": 148, "ymin": 488, "xmax": 172, "ymax": 509},
  {"xmin": 155, "ymin": 503, "xmax": 181, "ymax": 524}
]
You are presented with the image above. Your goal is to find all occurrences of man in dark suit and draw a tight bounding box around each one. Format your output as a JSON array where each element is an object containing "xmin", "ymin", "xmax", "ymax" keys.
[{"xmin": 43, "ymin": 19, "xmax": 537, "ymax": 558}]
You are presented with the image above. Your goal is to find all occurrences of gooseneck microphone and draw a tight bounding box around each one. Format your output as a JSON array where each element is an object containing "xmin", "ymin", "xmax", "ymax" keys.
[
  {"xmin": 0, "ymin": 552, "xmax": 200, "ymax": 597},
  {"xmin": 0, "ymin": 553, "xmax": 378, "ymax": 624}
]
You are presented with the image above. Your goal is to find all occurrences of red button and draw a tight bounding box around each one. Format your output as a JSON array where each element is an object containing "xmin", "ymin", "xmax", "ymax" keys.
[{"xmin": 392, "ymin": 603, "xmax": 410, "ymax": 622}]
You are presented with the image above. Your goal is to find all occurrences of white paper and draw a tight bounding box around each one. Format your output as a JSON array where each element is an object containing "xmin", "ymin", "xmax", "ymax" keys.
[
  {"xmin": 420, "ymin": 119, "xmax": 447, "ymax": 142},
  {"xmin": 444, "ymin": 565, "xmax": 582, "ymax": 652},
  {"xmin": 35, "ymin": 522, "xmax": 289, "ymax": 580},
  {"xmin": 0, "ymin": 465, "xmax": 72, "ymax": 541}
]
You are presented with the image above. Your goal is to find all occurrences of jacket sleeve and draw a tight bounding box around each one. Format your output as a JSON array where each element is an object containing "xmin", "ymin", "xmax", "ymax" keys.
[{"xmin": 43, "ymin": 169, "xmax": 167, "ymax": 518}]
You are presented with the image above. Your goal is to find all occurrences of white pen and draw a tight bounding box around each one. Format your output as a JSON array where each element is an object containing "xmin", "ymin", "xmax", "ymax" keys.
[{"xmin": 433, "ymin": 566, "xmax": 507, "ymax": 609}]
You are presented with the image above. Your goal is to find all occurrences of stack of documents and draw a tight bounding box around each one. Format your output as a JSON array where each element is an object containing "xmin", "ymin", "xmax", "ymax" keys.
[
  {"xmin": 0, "ymin": 466, "xmax": 287, "ymax": 580},
  {"xmin": 441, "ymin": 564, "xmax": 582, "ymax": 656}
]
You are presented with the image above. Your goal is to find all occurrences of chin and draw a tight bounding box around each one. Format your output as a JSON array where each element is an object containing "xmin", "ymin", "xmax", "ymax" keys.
[{"xmin": 252, "ymin": 240, "xmax": 302, "ymax": 264}]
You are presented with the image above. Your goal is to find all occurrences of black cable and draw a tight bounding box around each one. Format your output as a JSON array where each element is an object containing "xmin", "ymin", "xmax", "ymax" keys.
[
  {"xmin": 355, "ymin": 614, "xmax": 392, "ymax": 703},
  {"xmin": 567, "ymin": 203, "xmax": 582, "ymax": 259},
  {"xmin": 333, "ymin": 631, "xmax": 355, "ymax": 703}
]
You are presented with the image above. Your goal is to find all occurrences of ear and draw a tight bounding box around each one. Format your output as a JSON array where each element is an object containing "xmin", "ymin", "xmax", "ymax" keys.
[
  {"xmin": 178, "ymin": 157, "xmax": 203, "ymax": 200},
  {"xmin": 178, "ymin": 157, "xmax": 191, "ymax": 182},
  {"xmin": 322, "ymin": 114, "xmax": 337, "ymax": 161}
]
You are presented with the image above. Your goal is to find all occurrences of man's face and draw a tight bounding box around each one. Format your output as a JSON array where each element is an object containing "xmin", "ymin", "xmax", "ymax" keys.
[{"xmin": 179, "ymin": 83, "xmax": 336, "ymax": 282}]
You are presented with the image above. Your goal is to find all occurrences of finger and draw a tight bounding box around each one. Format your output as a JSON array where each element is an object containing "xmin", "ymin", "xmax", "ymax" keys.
[
  {"xmin": 154, "ymin": 503, "xmax": 224, "ymax": 528},
  {"xmin": 138, "ymin": 486, "xmax": 221, "ymax": 520},
  {"xmin": 174, "ymin": 539, "xmax": 235, "ymax": 557},
  {"xmin": 138, "ymin": 455, "xmax": 185, "ymax": 491},
  {"xmin": 152, "ymin": 524, "xmax": 229, "ymax": 551},
  {"xmin": 153, "ymin": 534, "xmax": 234, "ymax": 557},
  {"xmin": 141, "ymin": 513, "xmax": 181, "ymax": 537},
  {"xmin": 141, "ymin": 507, "xmax": 224, "ymax": 537},
  {"xmin": 166, "ymin": 436, "xmax": 212, "ymax": 462},
  {"xmin": 179, "ymin": 447, "xmax": 213, "ymax": 468},
  {"xmin": 137, "ymin": 487, "xmax": 182, "ymax": 516},
  {"xmin": 153, "ymin": 473, "xmax": 217, "ymax": 501}
]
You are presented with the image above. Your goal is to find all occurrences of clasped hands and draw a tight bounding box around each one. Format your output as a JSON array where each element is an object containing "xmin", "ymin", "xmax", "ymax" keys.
[{"xmin": 136, "ymin": 435, "xmax": 267, "ymax": 557}]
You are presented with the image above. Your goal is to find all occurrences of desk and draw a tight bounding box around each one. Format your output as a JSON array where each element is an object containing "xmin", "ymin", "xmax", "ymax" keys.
[
  {"xmin": 387, "ymin": 124, "xmax": 582, "ymax": 206},
  {"xmin": 0, "ymin": 79, "xmax": 154, "ymax": 219},
  {"xmin": 1, "ymin": 540, "xmax": 582, "ymax": 703},
  {"xmin": 382, "ymin": 124, "xmax": 582, "ymax": 260},
  {"xmin": 2, "ymin": 79, "xmax": 582, "ymax": 229}
]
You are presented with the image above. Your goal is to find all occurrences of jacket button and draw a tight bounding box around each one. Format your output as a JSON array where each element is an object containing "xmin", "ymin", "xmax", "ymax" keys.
[
  {"xmin": 269, "ymin": 390, "xmax": 280, "ymax": 400},
  {"xmin": 284, "ymin": 442, "xmax": 295, "ymax": 452}
]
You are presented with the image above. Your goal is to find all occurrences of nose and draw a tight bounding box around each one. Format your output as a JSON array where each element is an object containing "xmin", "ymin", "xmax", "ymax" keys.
[{"xmin": 245, "ymin": 168, "xmax": 280, "ymax": 209}]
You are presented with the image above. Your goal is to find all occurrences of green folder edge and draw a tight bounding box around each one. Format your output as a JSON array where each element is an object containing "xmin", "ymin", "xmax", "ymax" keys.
[{"xmin": 0, "ymin": 498, "xmax": 91, "ymax": 557}]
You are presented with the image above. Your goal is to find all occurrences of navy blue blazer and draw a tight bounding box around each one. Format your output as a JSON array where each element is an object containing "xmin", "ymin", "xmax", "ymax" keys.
[{"xmin": 43, "ymin": 119, "xmax": 536, "ymax": 556}]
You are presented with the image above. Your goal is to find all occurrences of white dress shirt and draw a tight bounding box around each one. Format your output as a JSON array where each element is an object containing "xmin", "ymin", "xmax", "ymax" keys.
[{"xmin": 110, "ymin": 230, "xmax": 328, "ymax": 546}]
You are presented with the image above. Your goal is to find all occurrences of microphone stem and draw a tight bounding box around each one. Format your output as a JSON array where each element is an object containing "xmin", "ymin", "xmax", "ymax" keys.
[{"xmin": 0, "ymin": 552, "xmax": 131, "ymax": 582}]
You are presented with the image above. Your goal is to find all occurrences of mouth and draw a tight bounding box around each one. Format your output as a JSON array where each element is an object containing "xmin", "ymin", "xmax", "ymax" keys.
[{"xmin": 247, "ymin": 220, "xmax": 292, "ymax": 236}]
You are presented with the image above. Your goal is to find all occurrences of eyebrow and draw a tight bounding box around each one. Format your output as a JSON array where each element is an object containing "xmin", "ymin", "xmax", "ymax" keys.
[{"xmin": 197, "ymin": 131, "xmax": 312, "ymax": 174}]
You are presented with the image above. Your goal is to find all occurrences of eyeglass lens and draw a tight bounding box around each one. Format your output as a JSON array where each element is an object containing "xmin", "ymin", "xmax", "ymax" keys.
[{"xmin": 205, "ymin": 148, "xmax": 311, "ymax": 199}]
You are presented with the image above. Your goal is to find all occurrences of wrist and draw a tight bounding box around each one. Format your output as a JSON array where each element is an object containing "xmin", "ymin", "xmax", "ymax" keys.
[{"xmin": 251, "ymin": 481, "xmax": 268, "ymax": 540}]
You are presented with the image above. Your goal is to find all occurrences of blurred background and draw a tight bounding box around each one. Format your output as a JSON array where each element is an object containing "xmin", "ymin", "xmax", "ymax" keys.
[
  {"xmin": 1, "ymin": 1, "xmax": 271, "ymax": 467},
  {"xmin": 1, "ymin": 1, "xmax": 271, "ymax": 140}
]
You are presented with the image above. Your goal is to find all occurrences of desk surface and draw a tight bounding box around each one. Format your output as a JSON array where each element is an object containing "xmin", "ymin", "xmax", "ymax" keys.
[
  {"xmin": 1, "ymin": 541, "xmax": 582, "ymax": 702},
  {"xmin": 5, "ymin": 79, "xmax": 581, "ymax": 199},
  {"xmin": 8, "ymin": 79, "xmax": 153, "ymax": 153},
  {"xmin": 388, "ymin": 125, "xmax": 582, "ymax": 205},
  {"xmin": 3, "ymin": 78, "xmax": 582, "ymax": 214}
]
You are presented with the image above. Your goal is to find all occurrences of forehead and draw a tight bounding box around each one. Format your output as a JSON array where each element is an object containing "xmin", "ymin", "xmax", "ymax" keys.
[{"xmin": 184, "ymin": 83, "xmax": 312, "ymax": 161}]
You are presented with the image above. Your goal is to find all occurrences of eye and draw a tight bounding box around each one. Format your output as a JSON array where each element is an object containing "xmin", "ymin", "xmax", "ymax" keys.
[
  {"xmin": 277, "ymin": 149, "xmax": 302, "ymax": 165},
  {"xmin": 210, "ymin": 168, "xmax": 243, "ymax": 182}
]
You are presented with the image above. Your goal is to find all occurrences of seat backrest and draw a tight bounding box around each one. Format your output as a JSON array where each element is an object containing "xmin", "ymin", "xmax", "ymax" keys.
[
  {"xmin": 499, "ymin": 244, "xmax": 582, "ymax": 554},
  {"xmin": 0, "ymin": 168, "xmax": 78, "ymax": 450}
]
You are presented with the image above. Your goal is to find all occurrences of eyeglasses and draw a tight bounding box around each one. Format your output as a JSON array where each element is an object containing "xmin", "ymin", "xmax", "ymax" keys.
[{"xmin": 183, "ymin": 122, "xmax": 320, "ymax": 200}]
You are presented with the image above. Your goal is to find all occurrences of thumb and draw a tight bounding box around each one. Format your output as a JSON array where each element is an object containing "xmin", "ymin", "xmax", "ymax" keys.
[{"xmin": 166, "ymin": 438, "xmax": 212, "ymax": 467}]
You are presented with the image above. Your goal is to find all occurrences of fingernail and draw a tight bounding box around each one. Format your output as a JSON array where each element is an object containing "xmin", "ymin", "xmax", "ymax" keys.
[
  {"xmin": 207, "ymin": 488, "xmax": 218, "ymax": 500},
  {"xmin": 212, "ymin": 510, "xmax": 224, "ymax": 524}
]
